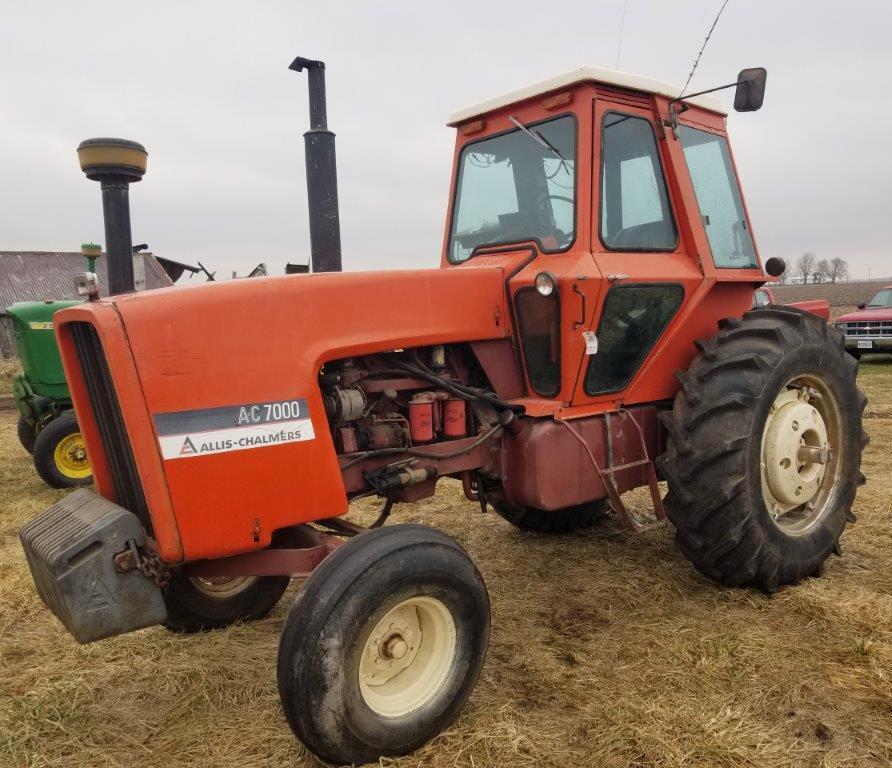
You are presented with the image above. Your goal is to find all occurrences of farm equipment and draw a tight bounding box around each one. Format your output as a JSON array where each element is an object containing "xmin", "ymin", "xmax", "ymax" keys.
[
  {"xmin": 834, "ymin": 284, "xmax": 892, "ymax": 359},
  {"xmin": 19, "ymin": 61, "xmax": 868, "ymax": 765},
  {"xmin": 5, "ymin": 248, "xmax": 105, "ymax": 487}
]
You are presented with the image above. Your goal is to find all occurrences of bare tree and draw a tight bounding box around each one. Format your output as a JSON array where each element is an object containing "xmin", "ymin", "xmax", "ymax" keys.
[
  {"xmin": 815, "ymin": 259, "xmax": 830, "ymax": 283},
  {"xmin": 777, "ymin": 268, "xmax": 790, "ymax": 285},
  {"xmin": 828, "ymin": 257, "xmax": 850, "ymax": 283},
  {"xmin": 796, "ymin": 252, "xmax": 816, "ymax": 283}
]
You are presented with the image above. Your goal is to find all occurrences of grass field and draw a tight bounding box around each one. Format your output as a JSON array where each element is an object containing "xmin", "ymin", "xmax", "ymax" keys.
[{"xmin": 1, "ymin": 357, "xmax": 891, "ymax": 768}]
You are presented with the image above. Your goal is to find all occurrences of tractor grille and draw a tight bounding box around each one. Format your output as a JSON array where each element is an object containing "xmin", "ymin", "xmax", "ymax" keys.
[
  {"xmin": 69, "ymin": 322, "xmax": 152, "ymax": 533},
  {"xmin": 835, "ymin": 320, "xmax": 892, "ymax": 338}
]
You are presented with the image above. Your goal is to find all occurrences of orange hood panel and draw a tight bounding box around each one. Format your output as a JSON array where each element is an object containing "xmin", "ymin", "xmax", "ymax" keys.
[{"xmin": 57, "ymin": 266, "xmax": 509, "ymax": 562}]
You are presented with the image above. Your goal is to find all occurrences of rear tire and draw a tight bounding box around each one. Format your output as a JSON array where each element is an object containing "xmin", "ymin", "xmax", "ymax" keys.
[
  {"xmin": 17, "ymin": 416, "xmax": 36, "ymax": 454},
  {"xmin": 31, "ymin": 411, "xmax": 92, "ymax": 488},
  {"xmin": 657, "ymin": 307, "xmax": 867, "ymax": 592},
  {"xmin": 163, "ymin": 572, "xmax": 290, "ymax": 633},
  {"xmin": 277, "ymin": 524, "xmax": 490, "ymax": 765},
  {"xmin": 491, "ymin": 496, "xmax": 608, "ymax": 533}
]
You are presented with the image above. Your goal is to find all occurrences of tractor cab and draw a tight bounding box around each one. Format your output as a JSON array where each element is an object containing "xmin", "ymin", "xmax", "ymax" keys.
[{"xmin": 443, "ymin": 67, "xmax": 768, "ymax": 414}]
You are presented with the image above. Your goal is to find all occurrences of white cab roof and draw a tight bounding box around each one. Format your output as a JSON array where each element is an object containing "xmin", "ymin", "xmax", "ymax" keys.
[{"xmin": 448, "ymin": 66, "xmax": 727, "ymax": 125}]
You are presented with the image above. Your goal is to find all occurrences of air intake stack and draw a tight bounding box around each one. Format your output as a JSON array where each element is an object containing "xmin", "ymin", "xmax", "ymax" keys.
[
  {"xmin": 289, "ymin": 56, "xmax": 342, "ymax": 273},
  {"xmin": 77, "ymin": 138, "xmax": 147, "ymax": 295}
]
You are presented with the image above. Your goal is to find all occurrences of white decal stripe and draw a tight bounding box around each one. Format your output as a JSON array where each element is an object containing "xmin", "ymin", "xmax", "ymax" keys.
[{"xmin": 158, "ymin": 417, "xmax": 315, "ymax": 460}]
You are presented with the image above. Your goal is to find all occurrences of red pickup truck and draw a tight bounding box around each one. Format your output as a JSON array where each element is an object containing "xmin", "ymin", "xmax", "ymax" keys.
[
  {"xmin": 752, "ymin": 286, "xmax": 830, "ymax": 319},
  {"xmin": 833, "ymin": 284, "xmax": 892, "ymax": 359}
]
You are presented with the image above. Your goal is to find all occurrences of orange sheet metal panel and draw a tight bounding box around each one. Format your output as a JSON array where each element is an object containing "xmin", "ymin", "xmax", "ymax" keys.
[{"xmin": 56, "ymin": 266, "xmax": 508, "ymax": 562}]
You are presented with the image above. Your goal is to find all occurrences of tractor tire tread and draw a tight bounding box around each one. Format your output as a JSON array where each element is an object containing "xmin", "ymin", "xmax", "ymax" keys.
[{"xmin": 658, "ymin": 306, "xmax": 865, "ymax": 591}]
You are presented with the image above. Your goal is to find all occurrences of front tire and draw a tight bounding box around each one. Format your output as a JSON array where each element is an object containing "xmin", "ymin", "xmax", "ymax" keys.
[
  {"xmin": 163, "ymin": 572, "xmax": 290, "ymax": 633},
  {"xmin": 17, "ymin": 416, "xmax": 36, "ymax": 454},
  {"xmin": 31, "ymin": 411, "xmax": 92, "ymax": 488},
  {"xmin": 277, "ymin": 524, "xmax": 490, "ymax": 765},
  {"xmin": 657, "ymin": 307, "xmax": 867, "ymax": 592}
]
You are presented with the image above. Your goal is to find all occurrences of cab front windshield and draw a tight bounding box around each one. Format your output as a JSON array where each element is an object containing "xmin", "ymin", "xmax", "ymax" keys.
[{"xmin": 449, "ymin": 115, "xmax": 576, "ymax": 262}]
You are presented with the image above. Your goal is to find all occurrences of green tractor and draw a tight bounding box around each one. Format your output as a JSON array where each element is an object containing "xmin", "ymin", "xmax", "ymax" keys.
[
  {"xmin": 8, "ymin": 299, "xmax": 92, "ymax": 488},
  {"xmin": 6, "ymin": 245, "xmax": 103, "ymax": 488}
]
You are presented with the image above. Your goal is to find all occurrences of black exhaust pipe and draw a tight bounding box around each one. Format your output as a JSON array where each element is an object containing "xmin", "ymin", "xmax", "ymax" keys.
[
  {"xmin": 77, "ymin": 138, "xmax": 147, "ymax": 295},
  {"xmin": 290, "ymin": 56, "xmax": 342, "ymax": 273}
]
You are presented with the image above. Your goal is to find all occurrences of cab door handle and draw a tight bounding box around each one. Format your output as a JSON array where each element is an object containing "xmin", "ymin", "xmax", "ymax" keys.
[{"xmin": 573, "ymin": 282, "xmax": 586, "ymax": 328}]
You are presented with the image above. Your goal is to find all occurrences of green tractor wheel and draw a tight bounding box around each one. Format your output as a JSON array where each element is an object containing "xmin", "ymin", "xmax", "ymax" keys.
[
  {"xmin": 32, "ymin": 411, "xmax": 93, "ymax": 489},
  {"xmin": 17, "ymin": 416, "xmax": 37, "ymax": 454}
]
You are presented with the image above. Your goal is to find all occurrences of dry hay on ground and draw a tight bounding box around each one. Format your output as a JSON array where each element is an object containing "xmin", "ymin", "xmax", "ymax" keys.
[
  {"xmin": 1, "ymin": 358, "xmax": 891, "ymax": 768},
  {"xmin": 0, "ymin": 358, "xmax": 20, "ymax": 398}
]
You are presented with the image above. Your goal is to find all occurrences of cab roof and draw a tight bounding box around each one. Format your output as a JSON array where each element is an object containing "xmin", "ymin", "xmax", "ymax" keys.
[{"xmin": 448, "ymin": 66, "xmax": 727, "ymax": 126}]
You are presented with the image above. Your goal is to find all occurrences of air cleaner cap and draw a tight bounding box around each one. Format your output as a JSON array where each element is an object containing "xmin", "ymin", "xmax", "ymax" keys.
[{"xmin": 77, "ymin": 137, "xmax": 147, "ymax": 181}]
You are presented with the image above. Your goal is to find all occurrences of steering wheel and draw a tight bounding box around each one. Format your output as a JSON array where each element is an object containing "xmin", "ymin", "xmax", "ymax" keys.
[{"xmin": 533, "ymin": 194, "xmax": 574, "ymax": 246}]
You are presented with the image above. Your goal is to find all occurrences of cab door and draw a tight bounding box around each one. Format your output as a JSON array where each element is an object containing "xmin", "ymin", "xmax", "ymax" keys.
[{"xmin": 570, "ymin": 96, "xmax": 704, "ymax": 407}]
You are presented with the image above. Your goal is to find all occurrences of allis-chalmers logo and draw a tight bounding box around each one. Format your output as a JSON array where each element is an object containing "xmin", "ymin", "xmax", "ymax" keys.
[{"xmin": 179, "ymin": 437, "xmax": 198, "ymax": 456}]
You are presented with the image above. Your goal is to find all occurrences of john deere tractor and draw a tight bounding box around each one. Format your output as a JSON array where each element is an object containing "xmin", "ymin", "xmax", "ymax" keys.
[{"xmin": 7, "ymin": 245, "xmax": 102, "ymax": 488}]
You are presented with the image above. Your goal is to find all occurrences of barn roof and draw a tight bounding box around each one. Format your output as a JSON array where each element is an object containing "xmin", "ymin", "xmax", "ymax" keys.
[{"xmin": 0, "ymin": 251, "xmax": 175, "ymax": 310}]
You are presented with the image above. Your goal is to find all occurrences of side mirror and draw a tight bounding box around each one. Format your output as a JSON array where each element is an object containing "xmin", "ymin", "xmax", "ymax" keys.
[
  {"xmin": 734, "ymin": 68, "xmax": 767, "ymax": 112},
  {"xmin": 764, "ymin": 256, "xmax": 785, "ymax": 277},
  {"xmin": 857, "ymin": 302, "xmax": 866, "ymax": 310}
]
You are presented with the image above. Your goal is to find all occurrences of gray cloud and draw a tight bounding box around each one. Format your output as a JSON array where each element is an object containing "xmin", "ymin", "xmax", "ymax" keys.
[{"xmin": 1, "ymin": 0, "xmax": 889, "ymax": 278}]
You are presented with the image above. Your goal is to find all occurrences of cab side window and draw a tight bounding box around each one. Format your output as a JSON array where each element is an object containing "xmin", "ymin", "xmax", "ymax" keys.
[
  {"xmin": 600, "ymin": 113, "xmax": 677, "ymax": 251},
  {"xmin": 584, "ymin": 284, "xmax": 684, "ymax": 395}
]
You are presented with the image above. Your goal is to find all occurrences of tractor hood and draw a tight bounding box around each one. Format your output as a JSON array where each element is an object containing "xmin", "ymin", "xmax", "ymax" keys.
[{"xmin": 53, "ymin": 266, "xmax": 510, "ymax": 562}]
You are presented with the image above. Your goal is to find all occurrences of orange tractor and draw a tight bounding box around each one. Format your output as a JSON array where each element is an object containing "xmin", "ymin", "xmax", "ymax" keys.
[{"xmin": 20, "ymin": 60, "xmax": 867, "ymax": 764}]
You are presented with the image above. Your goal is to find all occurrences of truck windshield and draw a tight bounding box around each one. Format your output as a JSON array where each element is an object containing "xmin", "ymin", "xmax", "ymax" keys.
[
  {"xmin": 868, "ymin": 288, "xmax": 892, "ymax": 307},
  {"xmin": 449, "ymin": 115, "xmax": 576, "ymax": 262}
]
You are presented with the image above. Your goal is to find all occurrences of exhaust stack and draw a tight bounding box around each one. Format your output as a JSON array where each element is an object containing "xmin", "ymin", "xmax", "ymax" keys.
[
  {"xmin": 77, "ymin": 138, "xmax": 147, "ymax": 295},
  {"xmin": 290, "ymin": 56, "xmax": 342, "ymax": 273}
]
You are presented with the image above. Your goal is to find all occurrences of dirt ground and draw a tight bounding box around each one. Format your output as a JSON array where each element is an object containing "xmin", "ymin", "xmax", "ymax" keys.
[
  {"xmin": 772, "ymin": 280, "xmax": 890, "ymax": 321},
  {"xmin": 0, "ymin": 357, "xmax": 890, "ymax": 768}
]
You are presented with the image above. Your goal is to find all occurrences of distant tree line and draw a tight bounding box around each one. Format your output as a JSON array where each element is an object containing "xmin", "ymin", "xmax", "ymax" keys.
[{"xmin": 775, "ymin": 252, "xmax": 850, "ymax": 285}]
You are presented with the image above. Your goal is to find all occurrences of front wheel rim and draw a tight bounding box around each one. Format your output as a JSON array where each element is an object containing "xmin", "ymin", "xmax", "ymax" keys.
[
  {"xmin": 760, "ymin": 374, "xmax": 844, "ymax": 536},
  {"xmin": 53, "ymin": 433, "xmax": 91, "ymax": 479},
  {"xmin": 358, "ymin": 596, "xmax": 457, "ymax": 718},
  {"xmin": 189, "ymin": 576, "xmax": 257, "ymax": 597}
]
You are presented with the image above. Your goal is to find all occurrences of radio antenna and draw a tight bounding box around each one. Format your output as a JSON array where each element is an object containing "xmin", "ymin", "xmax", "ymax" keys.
[
  {"xmin": 615, "ymin": 0, "xmax": 630, "ymax": 69},
  {"xmin": 678, "ymin": 0, "xmax": 732, "ymax": 98}
]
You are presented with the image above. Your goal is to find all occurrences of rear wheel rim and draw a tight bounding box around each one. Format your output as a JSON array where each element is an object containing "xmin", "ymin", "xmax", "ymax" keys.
[
  {"xmin": 358, "ymin": 596, "xmax": 457, "ymax": 718},
  {"xmin": 189, "ymin": 576, "xmax": 256, "ymax": 597},
  {"xmin": 53, "ymin": 433, "xmax": 91, "ymax": 479},
  {"xmin": 760, "ymin": 374, "xmax": 844, "ymax": 536}
]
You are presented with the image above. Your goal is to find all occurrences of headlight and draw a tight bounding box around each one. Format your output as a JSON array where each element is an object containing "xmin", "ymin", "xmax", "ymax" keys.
[
  {"xmin": 74, "ymin": 272, "xmax": 100, "ymax": 301},
  {"xmin": 534, "ymin": 272, "xmax": 557, "ymax": 296}
]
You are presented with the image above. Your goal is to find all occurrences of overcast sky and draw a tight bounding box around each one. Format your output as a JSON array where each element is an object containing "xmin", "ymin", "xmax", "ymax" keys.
[{"xmin": 1, "ymin": 1, "xmax": 889, "ymax": 279}]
